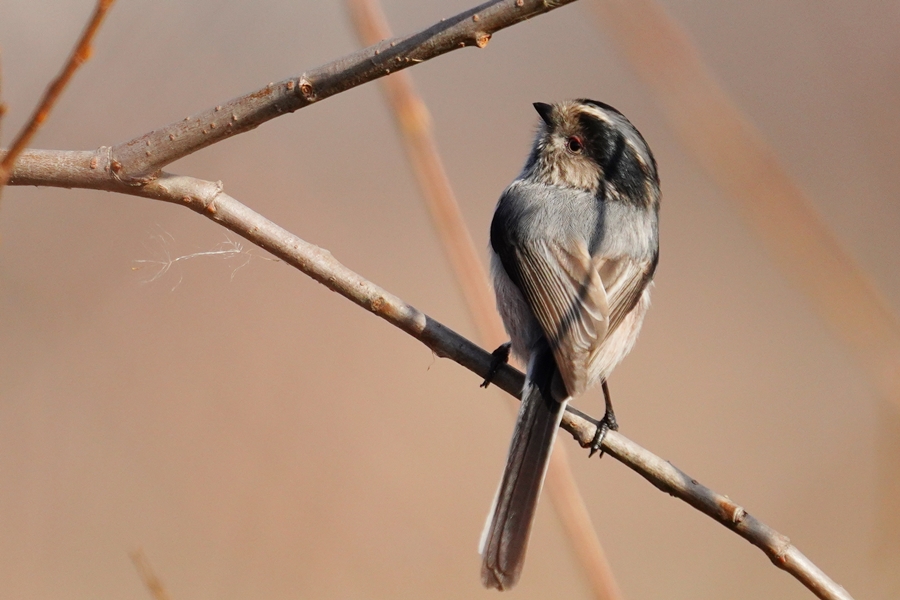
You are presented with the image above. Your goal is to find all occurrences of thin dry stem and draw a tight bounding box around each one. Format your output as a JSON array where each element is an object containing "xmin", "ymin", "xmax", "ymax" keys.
[
  {"xmin": 589, "ymin": 0, "xmax": 900, "ymax": 406},
  {"xmin": 346, "ymin": 0, "xmax": 503, "ymax": 346},
  {"xmin": 589, "ymin": 0, "xmax": 900, "ymax": 575},
  {"xmin": 0, "ymin": 0, "xmax": 116, "ymax": 190},
  {"xmin": 130, "ymin": 549, "xmax": 173, "ymax": 600},
  {"xmin": 347, "ymin": 2, "xmax": 623, "ymax": 597},
  {"xmin": 6, "ymin": 147, "xmax": 855, "ymax": 600}
]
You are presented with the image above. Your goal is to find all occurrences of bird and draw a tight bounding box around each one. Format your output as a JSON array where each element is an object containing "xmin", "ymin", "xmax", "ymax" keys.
[{"xmin": 480, "ymin": 99, "xmax": 660, "ymax": 590}]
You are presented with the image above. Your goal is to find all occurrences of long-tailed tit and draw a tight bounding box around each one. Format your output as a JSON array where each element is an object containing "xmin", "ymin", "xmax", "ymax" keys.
[{"xmin": 480, "ymin": 99, "xmax": 660, "ymax": 590}]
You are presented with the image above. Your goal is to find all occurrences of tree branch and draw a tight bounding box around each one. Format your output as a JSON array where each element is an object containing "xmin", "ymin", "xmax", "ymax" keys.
[
  {"xmin": 0, "ymin": 0, "xmax": 116, "ymax": 190},
  {"xmin": 106, "ymin": 0, "xmax": 578, "ymax": 183},
  {"xmin": 6, "ymin": 147, "xmax": 854, "ymax": 600},
  {"xmin": 346, "ymin": 0, "xmax": 503, "ymax": 346},
  {"xmin": 346, "ymin": 2, "xmax": 623, "ymax": 597},
  {"xmin": 0, "ymin": 2, "xmax": 855, "ymax": 597}
]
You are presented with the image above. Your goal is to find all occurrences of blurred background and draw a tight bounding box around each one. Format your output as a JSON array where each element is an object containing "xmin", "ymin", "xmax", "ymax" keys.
[{"xmin": 1, "ymin": 1, "xmax": 899, "ymax": 598}]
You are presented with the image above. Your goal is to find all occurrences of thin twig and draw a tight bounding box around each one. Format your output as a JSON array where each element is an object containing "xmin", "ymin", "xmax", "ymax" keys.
[
  {"xmin": 103, "ymin": 0, "xmax": 579, "ymax": 183},
  {"xmin": 6, "ymin": 148, "xmax": 855, "ymax": 600},
  {"xmin": 0, "ymin": 0, "xmax": 116, "ymax": 191},
  {"xmin": 130, "ymin": 549, "xmax": 173, "ymax": 600},
  {"xmin": 346, "ymin": 1, "xmax": 623, "ymax": 597},
  {"xmin": 588, "ymin": 0, "xmax": 900, "ymax": 406}
]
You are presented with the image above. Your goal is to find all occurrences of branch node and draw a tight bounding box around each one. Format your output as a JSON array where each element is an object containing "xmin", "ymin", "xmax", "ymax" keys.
[
  {"xmin": 298, "ymin": 77, "xmax": 316, "ymax": 102},
  {"xmin": 475, "ymin": 33, "xmax": 491, "ymax": 48},
  {"xmin": 200, "ymin": 180, "xmax": 225, "ymax": 214},
  {"xmin": 764, "ymin": 531, "xmax": 794, "ymax": 566}
]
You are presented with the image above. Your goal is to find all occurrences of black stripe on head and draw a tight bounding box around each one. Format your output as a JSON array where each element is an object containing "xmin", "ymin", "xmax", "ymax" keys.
[
  {"xmin": 578, "ymin": 112, "xmax": 653, "ymax": 207},
  {"xmin": 576, "ymin": 98, "xmax": 626, "ymax": 119},
  {"xmin": 578, "ymin": 99, "xmax": 659, "ymax": 182}
]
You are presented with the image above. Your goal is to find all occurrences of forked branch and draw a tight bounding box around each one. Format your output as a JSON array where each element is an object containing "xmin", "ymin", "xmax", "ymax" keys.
[
  {"xmin": 105, "ymin": 0, "xmax": 578, "ymax": 183},
  {"xmin": 6, "ymin": 148, "xmax": 853, "ymax": 600},
  {"xmin": 2, "ymin": 0, "xmax": 854, "ymax": 597},
  {"xmin": 0, "ymin": 0, "xmax": 116, "ymax": 189}
]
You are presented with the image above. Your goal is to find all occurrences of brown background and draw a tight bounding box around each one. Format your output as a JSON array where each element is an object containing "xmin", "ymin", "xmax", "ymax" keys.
[{"xmin": 2, "ymin": 1, "xmax": 899, "ymax": 598}]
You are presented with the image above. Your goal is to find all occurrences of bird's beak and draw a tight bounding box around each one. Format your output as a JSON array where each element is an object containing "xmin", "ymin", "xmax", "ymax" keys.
[{"xmin": 533, "ymin": 102, "xmax": 553, "ymax": 126}]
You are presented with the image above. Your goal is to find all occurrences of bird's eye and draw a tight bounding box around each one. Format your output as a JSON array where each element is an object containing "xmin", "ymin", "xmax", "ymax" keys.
[{"xmin": 566, "ymin": 136, "xmax": 583, "ymax": 153}]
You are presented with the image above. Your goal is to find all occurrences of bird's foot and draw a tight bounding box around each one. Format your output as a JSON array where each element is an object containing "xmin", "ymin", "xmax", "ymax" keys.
[
  {"xmin": 589, "ymin": 408, "xmax": 618, "ymax": 458},
  {"xmin": 480, "ymin": 342, "xmax": 511, "ymax": 389}
]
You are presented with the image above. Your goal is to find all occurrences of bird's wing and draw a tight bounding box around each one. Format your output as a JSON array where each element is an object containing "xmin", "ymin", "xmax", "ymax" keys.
[
  {"xmin": 597, "ymin": 253, "xmax": 656, "ymax": 341},
  {"xmin": 512, "ymin": 238, "xmax": 606, "ymax": 396},
  {"xmin": 513, "ymin": 238, "xmax": 654, "ymax": 396}
]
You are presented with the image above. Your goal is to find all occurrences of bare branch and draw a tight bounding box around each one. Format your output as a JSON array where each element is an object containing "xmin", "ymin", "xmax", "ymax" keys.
[
  {"xmin": 347, "ymin": 2, "xmax": 623, "ymax": 597},
  {"xmin": 105, "ymin": 0, "xmax": 579, "ymax": 183},
  {"xmin": 568, "ymin": 416, "xmax": 855, "ymax": 600},
  {"xmin": 7, "ymin": 148, "xmax": 855, "ymax": 600},
  {"xmin": 0, "ymin": 0, "xmax": 116, "ymax": 190},
  {"xmin": 0, "ymin": 4, "xmax": 857, "ymax": 597},
  {"xmin": 346, "ymin": 0, "xmax": 502, "ymax": 345}
]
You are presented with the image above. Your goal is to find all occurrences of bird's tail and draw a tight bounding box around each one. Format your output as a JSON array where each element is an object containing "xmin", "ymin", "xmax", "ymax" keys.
[{"xmin": 480, "ymin": 352, "xmax": 567, "ymax": 590}]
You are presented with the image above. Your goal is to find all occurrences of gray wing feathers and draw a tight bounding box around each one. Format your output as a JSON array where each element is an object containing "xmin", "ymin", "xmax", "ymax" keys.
[
  {"xmin": 512, "ymin": 238, "xmax": 653, "ymax": 396},
  {"xmin": 514, "ymin": 239, "xmax": 609, "ymax": 396},
  {"xmin": 599, "ymin": 257, "xmax": 654, "ymax": 338}
]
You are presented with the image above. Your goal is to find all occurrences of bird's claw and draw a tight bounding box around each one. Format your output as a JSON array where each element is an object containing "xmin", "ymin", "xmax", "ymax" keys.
[
  {"xmin": 589, "ymin": 411, "xmax": 618, "ymax": 458},
  {"xmin": 481, "ymin": 342, "xmax": 511, "ymax": 388}
]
